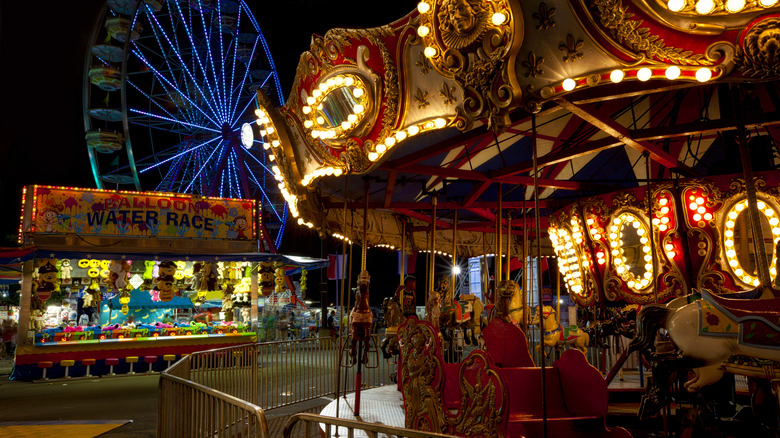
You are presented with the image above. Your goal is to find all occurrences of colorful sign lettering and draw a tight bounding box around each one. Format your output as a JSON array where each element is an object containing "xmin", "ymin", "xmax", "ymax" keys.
[{"xmin": 26, "ymin": 186, "xmax": 256, "ymax": 240}]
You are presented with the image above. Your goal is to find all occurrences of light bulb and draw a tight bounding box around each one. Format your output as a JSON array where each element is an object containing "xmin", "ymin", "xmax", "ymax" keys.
[
  {"xmin": 665, "ymin": 66, "xmax": 681, "ymax": 80},
  {"xmin": 562, "ymin": 78, "xmax": 576, "ymax": 91},
  {"xmin": 610, "ymin": 70, "xmax": 624, "ymax": 83},
  {"xmin": 637, "ymin": 67, "xmax": 652, "ymax": 81},
  {"xmin": 696, "ymin": 68, "xmax": 712, "ymax": 82}
]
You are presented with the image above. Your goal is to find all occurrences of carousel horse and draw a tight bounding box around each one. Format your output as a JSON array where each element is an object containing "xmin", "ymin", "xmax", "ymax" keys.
[
  {"xmin": 531, "ymin": 305, "xmax": 589, "ymax": 358},
  {"xmin": 349, "ymin": 270, "xmax": 373, "ymax": 366},
  {"xmin": 633, "ymin": 287, "xmax": 780, "ymax": 393},
  {"xmin": 494, "ymin": 279, "xmax": 524, "ymax": 326},
  {"xmin": 585, "ymin": 305, "xmax": 638, "ymax": 350},
  {"xmin": 438, "ymin": 275, "xmax": 485, "ymax": 347},
  {"xmin": 380, "ymin": 296, "xmax": 404, "ymax": 359}
]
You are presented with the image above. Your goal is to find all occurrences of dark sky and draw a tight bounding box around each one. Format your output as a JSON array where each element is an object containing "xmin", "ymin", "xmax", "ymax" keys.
[{"xmin": 0, "ymin": 1, "xmax": 415, "ymax": 248}]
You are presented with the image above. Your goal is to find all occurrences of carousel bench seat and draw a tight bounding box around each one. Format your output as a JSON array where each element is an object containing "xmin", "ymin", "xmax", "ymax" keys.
[
  {"xmin": 417, "ymin": 317, "xmax": 630, "ymax": 438},
  {"xmin": 501, "ymin": 351, "xmax": 629, "ymax": 438}
]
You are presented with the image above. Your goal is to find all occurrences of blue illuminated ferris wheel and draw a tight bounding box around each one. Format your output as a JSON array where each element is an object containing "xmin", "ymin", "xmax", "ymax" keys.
[{"xmin": 83, "ymin": 0, "xmax": 287, "ymax": 250}]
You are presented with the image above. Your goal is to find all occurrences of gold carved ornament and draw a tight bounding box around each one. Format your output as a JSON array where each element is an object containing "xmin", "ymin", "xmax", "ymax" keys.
[
  {"xmin": 735, "ymin": 17, "xmax": 780, "ymax": 79},
  {"xmin": 589, "ymin": 0, "xmax": 713, "ymax": 65},
  {"xmin": 398, "ymin": 317, "xmax": 507, "ymax": 437},
  {"xmin": 287, "ymin": 25, "xmax": 400, "ymax": 175},
  {"xmin": 416, "ymin": 0, "xmax": 524, "ymax": 131}
]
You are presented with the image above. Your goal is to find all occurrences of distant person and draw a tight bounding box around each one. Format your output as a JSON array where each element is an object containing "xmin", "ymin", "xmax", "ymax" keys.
[{"xmin": 327, "ymin": 310, "xmax": 336, "ymax": 337}]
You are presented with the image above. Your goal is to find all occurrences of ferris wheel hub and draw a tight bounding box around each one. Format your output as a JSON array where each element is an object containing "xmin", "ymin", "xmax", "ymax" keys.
[{"xmin": 221, "ymin": 123, "xmax": 234, "ymax": 141}]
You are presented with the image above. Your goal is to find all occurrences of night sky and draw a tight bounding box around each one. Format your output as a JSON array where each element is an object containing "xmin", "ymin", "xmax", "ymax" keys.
[{"xmin": 0, "ymin": 1, "xmax": 417, "ymax": 306}]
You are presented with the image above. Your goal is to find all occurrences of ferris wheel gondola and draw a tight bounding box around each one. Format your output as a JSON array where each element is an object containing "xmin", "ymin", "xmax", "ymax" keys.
[{"xmin": 82, "ymin": 0, "xmax": 288, "ymax": 249}]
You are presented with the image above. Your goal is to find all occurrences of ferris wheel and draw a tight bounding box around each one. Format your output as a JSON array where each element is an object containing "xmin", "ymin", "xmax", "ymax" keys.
[{"xmin": 82, "ymin": 0, "xmax": 288, "ymax": 249}]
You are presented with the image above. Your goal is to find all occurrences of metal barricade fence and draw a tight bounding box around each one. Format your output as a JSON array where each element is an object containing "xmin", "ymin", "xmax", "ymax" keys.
[
  {"xmin": 158, "ymin": 348, "xmax": 268, "ymax": 438},
  {"xmin": 159, "ymin": 333, "xmax": 399, "ymax": 436},
  {"xmin": 258, "ymin": 334, "xmax": 396, "ymax": 410},
  {"xmin": 283, "ymin": 413, "xmax": 457, "ymax": 438}
]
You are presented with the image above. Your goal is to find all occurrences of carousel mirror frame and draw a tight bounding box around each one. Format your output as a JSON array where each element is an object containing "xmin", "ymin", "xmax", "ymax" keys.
[
  {"xmin": 298, "ymin": 47, "xmax": 381, "ymax": 148},
  {"xmin": 607, "ymin": 209, "xmax": 656, "ymax": 292},
  {"xmin": 719, "ymin": 194, "xmax": 780, "ymax": 288},
  {"xmin": 549, "ymin": 223, "xmax": 589, "ymax": 299}
]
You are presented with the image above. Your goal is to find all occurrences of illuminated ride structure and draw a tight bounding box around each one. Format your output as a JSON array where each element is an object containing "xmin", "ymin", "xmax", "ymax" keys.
[
  {"xmin": 246, "ymin": 0, "xmax": 780, "ymax": 435},
  {"xmin": 83, "ymin": 0, "xmax": 287, "ymax": 251}
]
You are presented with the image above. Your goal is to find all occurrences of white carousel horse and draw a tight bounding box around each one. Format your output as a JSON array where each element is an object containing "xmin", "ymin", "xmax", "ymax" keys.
[
  {"xmin": 531, "ymin": 305, "xmax": 589, "ymax": 357},
  {"xmin": 635, "ymin": 288, "xmax": 780, "ymax": 392}
]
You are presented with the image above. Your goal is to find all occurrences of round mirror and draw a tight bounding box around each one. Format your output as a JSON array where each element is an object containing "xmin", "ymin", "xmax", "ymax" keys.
[
  {"xmin": 723, "ymin": 198, "xmax": 779, "ymax": 286},
  {"xmin": 315, "ymin": 85, "xmax": 367, "ymax": 129},
  {"xmin": 609, "ymin": 212, "xmax": 653, "ymax": 290},
  {"xmin": 303, "ymin": 74, "xmax": 370, "ymax": 140}
]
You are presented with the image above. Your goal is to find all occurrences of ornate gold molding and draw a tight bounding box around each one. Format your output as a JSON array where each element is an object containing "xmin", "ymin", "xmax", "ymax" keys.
[{"xmin": 590, "ymin": 0, "xmax": 714, "ymax": 65}]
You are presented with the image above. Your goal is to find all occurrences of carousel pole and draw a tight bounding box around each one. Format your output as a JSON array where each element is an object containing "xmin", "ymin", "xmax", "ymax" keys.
[
  {"xmin": 495, "ymin": 184, "xmax": 503, "ymax": 303},
  {"xmin": 506, "ymin": 213, "xmax": 512, "ymax": 281},
  {"xmin": 730, "ymin": 84, "xmax": 772, "ymax": 289},
  {"xmin": 523, "ymin": 198, "xmax": 529, "ymax": 334},
  {"xmin": 645, "ymin": 154, "xmax": 659, "ymax": 305},
  {"xmin": 430, "ymin": 195, "xmax": 438, "ymax": 305},
  {"xmin": 335, "ymin": 177, "xmax": 349, "ymax": 422},
  {"xmin": 483, "ymin": 233, "xmax": 488, "ymax": 302},
  {"xmin": 353, "ymin": 179, "xmax": 370, "ymax": 416},
  {"xmin": 532, "ymin": 113, "xmax": 548, "ymax": 438},
  {"xmin": 452, "ymin": 209, "xmax": 458, "ymax": 298},
  {"xmin": 400, "ymin": 219, "xmax": 406, "ymax": 286}
]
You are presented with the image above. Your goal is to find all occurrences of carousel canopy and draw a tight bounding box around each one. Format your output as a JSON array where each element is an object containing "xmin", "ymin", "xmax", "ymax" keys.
[{"xmin": 249, "ymin": 1, "xmax": 780, "ymax": 259}]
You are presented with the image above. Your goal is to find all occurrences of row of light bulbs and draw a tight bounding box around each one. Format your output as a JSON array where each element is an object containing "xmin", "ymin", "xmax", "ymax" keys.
[
  {"xmin": 723, "ymin": 198, "xmax": 780, "ymax": 286},
  {"xmin": 549, "ymin": 227, "xmax": 585, "ymax": 295},
  {"xmin": 609, "ymin": 214, "xmax": 654, "ymax": 290},
  {"xmin": 667, "ymin": 0, "xmax": 777, "ymax": 14},
  {"xmin": 332, "ymin": 233, "xmax": 353, "ymax": 244},
  {"xmin": 559, "ymin": 66, "xmax": 714, "ymax": 95}
]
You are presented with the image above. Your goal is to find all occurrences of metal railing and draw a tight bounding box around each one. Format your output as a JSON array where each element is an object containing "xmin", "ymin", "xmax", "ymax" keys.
[
  {"xmin": 283, "ymin": 413, "xmax": 457, "ymax": 438},
  {"xmin": 259, "ymin": 334, "xmax": 396, "ymax": 410},
  {"xmin": 158, "ymin": 333, "xmax": 399, "ymax": 437},
  {"xmin": 158, "ymin": 346, "xmax": 268, "ymax": 438}
]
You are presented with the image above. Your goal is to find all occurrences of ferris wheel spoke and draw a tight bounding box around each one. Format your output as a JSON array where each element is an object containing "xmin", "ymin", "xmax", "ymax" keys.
[
  {"xmin": 245, "ymin": 161, "xmax": 283, "ymax": 223},
  {"xmin": 229, "ymin": 34, "xmax": 260, "ymax": 123},
  {"xmin": 216, "ymin": 4, "xmax": 228, "ymax": 124},
  {"xmin": 128, "ymin": 107, "xmax": 220, "ymax": 133},
  {"xmin": 194, "ymin": 0, "xmax": 226, "ymax": 122},
  {"xmin": 142, "ymin": 8, "xmax": 223, "ymax": 123},
  {"xmin": 169, "ymin": 1, "xmax": 225, "ymax": 122},
  {"xmin": 131, "ymin": 49, "xmax": 222, "ymax": 127},
  {"xmin": 184, "ymin": 138, "xmax": 225, "ymax": 193},
  {"xmin": 140, "ymin": 135, "xmax": 221, "ymax": 174},
  {"xmin": 126, "ymin": 78, "xmax": 200, "ymax": 129}
]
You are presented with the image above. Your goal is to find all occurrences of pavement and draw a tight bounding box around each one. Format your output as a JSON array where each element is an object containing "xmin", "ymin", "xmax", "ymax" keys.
[{"xmin": 0, "ymin": 356, "xmax": 332, "ymax": 437}]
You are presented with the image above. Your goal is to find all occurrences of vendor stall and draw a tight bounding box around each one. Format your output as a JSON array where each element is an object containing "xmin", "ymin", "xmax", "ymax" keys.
[{"xmin": 11, "ymin": 185, "xmax": 326, "ymax": 380}]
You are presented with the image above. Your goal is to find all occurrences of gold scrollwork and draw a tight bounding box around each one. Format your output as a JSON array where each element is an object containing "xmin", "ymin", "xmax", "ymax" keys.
[
  {"xmin": 590, "ymin": 0, "xmax": 712, "ymax": 66},
  {"xmin": 418, "ymin": 0, "xmax": 523, "ymax": 131}
]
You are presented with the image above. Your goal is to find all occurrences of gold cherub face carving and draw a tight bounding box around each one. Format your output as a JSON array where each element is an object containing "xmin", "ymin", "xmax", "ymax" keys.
[
  {"xmin": 444, "ymin": 0, "xmax": 478, "ymax": 35},
  {"xmin": 436, "ymin": 0, "xmax": 489, "ymax": 50}
]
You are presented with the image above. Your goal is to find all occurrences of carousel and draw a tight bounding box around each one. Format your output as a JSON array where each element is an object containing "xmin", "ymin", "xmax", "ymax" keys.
[{"xmin": 249, "ymin": 0, "xmax": 780, "ymax": 436}]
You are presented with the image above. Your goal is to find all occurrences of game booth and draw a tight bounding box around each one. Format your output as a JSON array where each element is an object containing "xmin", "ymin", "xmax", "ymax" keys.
[{"xmin": 11, "ymin": 185, "xmax": 326, "ymax": 380}]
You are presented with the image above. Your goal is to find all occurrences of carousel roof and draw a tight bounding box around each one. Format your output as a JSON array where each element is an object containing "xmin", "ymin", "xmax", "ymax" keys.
[{"xmin": 252, "ymin": 0, "xmax": 780, "ymax": 258}]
